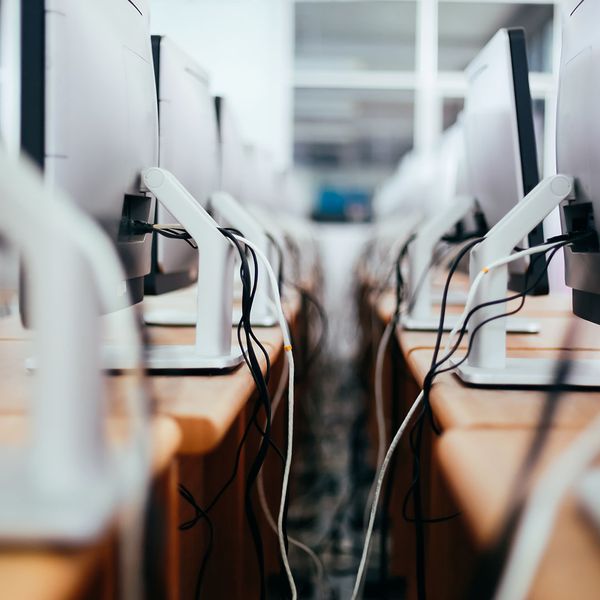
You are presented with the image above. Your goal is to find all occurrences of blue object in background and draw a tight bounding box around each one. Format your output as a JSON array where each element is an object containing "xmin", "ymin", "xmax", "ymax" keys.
[{"xmin": 313, "ymin": 186, "xmax": 371, "ymax": 222}]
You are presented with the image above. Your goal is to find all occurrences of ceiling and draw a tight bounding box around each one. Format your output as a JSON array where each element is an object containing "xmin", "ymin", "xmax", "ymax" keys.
[{"xmin": 293, "ymin": 0, "xmax": 554, "ymax": 176}]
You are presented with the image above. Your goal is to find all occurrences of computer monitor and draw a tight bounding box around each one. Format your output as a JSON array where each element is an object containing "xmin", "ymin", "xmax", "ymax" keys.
[
  {"xmin": 557, "ymin": 0, "xmax": 600, "ymax": 324},
  {"xmin": 252, "ymin": 148, "xmax": 277, "ymax": 209},
  {"xmin": 215, "ymin": 96, "xmax": 245, "ymax": 201},
  {"xmin": 463, "ymin": 28, "xmax": 548, "ymax": 295},
  {"xmin": 20, "ymin": 0, "xmax": 158, "ymax": 307},
  {"xmin": 145, "ymin": 35, "xmax": 219, "ymax": 295}
]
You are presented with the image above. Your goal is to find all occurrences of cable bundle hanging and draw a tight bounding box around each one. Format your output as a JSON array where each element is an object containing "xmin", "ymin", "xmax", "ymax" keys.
[
  {"xmin": 403, "ymin": 234, "xmax": 589, "ymax": 600},
  {"xmin": 218, "ymin": 227, "xmax": 278, "ymax": 600},
  {"xmin": 167, "ymin": 222, "xmax": 281, "ymax": 600},
  {"xmin": 352, "ymin": 232, "xmax": 588, "ymax": 600}
]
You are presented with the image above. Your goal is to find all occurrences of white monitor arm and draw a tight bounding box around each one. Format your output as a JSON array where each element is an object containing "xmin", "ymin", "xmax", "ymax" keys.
[
  {"xmin": 0, "ymin": 152, "xmax": 125, "ymax": 541},
  {"xmin": 454, "ymin": 174, "xmax": 600, "ymax": 386},
  {"xmin": 401, "ymin": 195, "xmax": 542, "ymax": 335},
  {"xmin": 403, "ymin": 195, "xmax": 475, "ymax": 330},
  {"xmin": 128, "ymin": 168, "xmax": 243, "ymax": 371},
  {"xmin": 368, "ymin": 211, "xmax": 424, "ymax": 288},
  {"xmin": 210, "ymin": 192, "xmax": 277, "ymax": 327},
  {"xmin": 245, "ymin": 205, "xmax": 287, "ymax": 286}
]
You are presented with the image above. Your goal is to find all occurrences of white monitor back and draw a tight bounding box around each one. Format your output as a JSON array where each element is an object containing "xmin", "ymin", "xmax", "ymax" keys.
[
  {"xmin": 23, "ymin": 0, "xmax": 159, "ymax": 304},
  {"xmin": 556, "ymin": 0, "xmax": 600, "ymax": 313},
  {"xmin": 154, "ymin": 36, "xmax": 218, "ymax": 275},
  {"xmin": 217, "ymin": 97, "xmax": 245, "ymax": 202},
  {"xmin": 463, "ymin": 29, "xmax": 525, "ymax": 230}
]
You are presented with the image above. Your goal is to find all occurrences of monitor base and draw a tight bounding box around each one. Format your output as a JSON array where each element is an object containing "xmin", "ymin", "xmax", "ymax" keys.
[
  {"xmin": 102, "ymin": 344, "xmax": 244, "ymax": 373},
  {"xmin": 453, "ymin": 356, "xmax": 600, "ymax": 388},
  {"xmin": 402, "ymin": 314, "xmax": 540, "ymax": 333},
  {"xmin": 0, "ymin": 457, "xmax": 116, "ymax": 543},
  {"xmin": 28, "ymin": 343, "xmax": 245, "ymax": 373},
  {"xmin": 144, "ymin": 308, "xmax": 277, "ymax": 328}
]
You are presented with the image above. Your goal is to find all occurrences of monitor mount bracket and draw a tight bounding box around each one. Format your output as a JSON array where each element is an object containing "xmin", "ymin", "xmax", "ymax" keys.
[
  {"xmin": 110, "ymin": 168, "xmax": 244, "ymax": 372},
  {"xmin": 144, "ymin": 191, "xmax": 278, "ymax": 328},
  {"xmin": 454, "ymin": 174, "xmax": 600, "ymax": 387},
  {"xmin": 211, "ymin": 192, "xmax": 278, "ymax": 326},
  {"xmin": 402, "ymin": 195, "xmax": 539, "ymax": 333}
]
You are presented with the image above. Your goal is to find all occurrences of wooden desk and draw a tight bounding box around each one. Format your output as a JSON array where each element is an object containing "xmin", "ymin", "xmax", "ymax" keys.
[
  {"xmin": 370, "ymin": 288, "xmax": 600, "ymax": 431},
  {"xmin": 361, "ymin": 282, "xmax": 600, "ymax": 599},
  {"xmin": 433, "ymin": 430, "xmax": 600, "ymax": 600},
  {"xmin": 141, "ymin": 287, "xmax": 304, "ymax": 599},
  {"xmin": 0, "ymin": 284, "xmax": 309, "ymax": 600},
  {"xmin": 406, "ymin": 348, "xmax": 600, "ymax": 430},
  {"xmin": 0, "ymin": 313, "xmax": 183, "ymax": 600},
  {"xmin": 0, "ymin": 416, "xmax": 181, "ymax": 600},
  {"xmin": 147, "ymin": 324, "xmax": 285, "ymax": 455}
]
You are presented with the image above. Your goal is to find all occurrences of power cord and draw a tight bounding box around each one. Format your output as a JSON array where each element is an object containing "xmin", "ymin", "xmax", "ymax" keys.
[
  {"xmin": 229, "ymin": 232, "xmax": 299, "ymax": 599},
  {"xmin": 404, "ymin": 233, "xmax": 589, "ymax": 600},
  {"xmin": 219, "ymin": 228, "xmax": 276, "ymax": 600},
  {"xmin": 354, "ymin": 232, "xmax": 587, "ymax": 600},
  {"xmin": 168, "ymin": 224, "xmax": 278, "ymax": 600}
]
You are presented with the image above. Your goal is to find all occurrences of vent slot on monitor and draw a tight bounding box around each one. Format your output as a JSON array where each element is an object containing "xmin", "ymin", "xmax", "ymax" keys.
[
  {"xmin": 563, "ymin": 201, "xmax": 600, "ymax": 252},
  {"xmin": 118, "ymin": 194, "xmax": 152, "ymax": 242}
]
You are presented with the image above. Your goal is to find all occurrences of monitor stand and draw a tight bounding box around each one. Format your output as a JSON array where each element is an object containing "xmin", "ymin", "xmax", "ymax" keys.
[
  {"xmin": 401, "ymin": 313, "xmax": 539, "ymax": 333},
  {"xmin": 143, "ymin": 191, "xmax": 279, "ymax": 329},
  {"xmin": 1, "ymin": 153, "xmax": 118, "ymax": 541},
  {"xmin": 211, "ymin": 192, "xmax": 279, "ymax": 327},
  {"xmin": 402, "ymin": 195, "xmax": 538, "ymax": 333},
  {"xmin": 107, "ymin": 168, "xmax": 244, "ymax": 372},
  {"xmin": 144, "ymin": 306, "xmax": 277, "ymax": 329},
  {"xmin": 453, "ymin": 174, "xmax": 600, "ymax": 387}
]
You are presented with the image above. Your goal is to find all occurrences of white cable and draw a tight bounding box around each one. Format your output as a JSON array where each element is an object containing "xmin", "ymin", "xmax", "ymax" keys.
[
  {"xmin": 351, "ymin": 391, "xmax": 424, "ymax": 600},
  {"xmin": 494, "ymin": 411, "xmax": 600, "ymax": 600},
  {"xmin": 363, "ymin": 319, "xmax": 395, "ymax": 530},
  {"xmin": 444, "ymin": 241, "xmax": 564, "ymax": 356},
  {"xmin": 256, "ymin": 360, "xmax": 326, "ymax": 595},
  {"xmin": 232, "ymin": 234, "xmax": 298, "ymax": 600}
]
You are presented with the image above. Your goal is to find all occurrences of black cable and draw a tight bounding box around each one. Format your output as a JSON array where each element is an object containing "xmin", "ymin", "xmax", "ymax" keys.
[
  {"xmin": 404, "ymin": 234, "xmax": 585, "ymax": 600},
  {"xmin": 289, "ymin": 283, "xmax": 329, "ymax": 376},
  {"xmin": 177, "ymin": 227, "xmax": 282, "ymax": 600},
  {"xmin": 400, "ymin": 250, "xmax": 554, "ymax": 526},
  {"xmin": 219, "ymin": 229, "xmax": 273, "ymax": 600},
  {"xmin": 149, "ymin": 225, "xmax": 198, "ymax": 249},
  {"xmin": 406, "ymin": 236, "xmax": 484, "ymax": 600},
  {"xmin": 266, "ymin": 232, "xmax": 285, "ymax": 293},
  {"xmin": 149, "ymin": 222, "xmax": 294, "ymax": 597},
  {"xmin": 179, "ymin": 484, "xmax": 214, "ymax": 600}
]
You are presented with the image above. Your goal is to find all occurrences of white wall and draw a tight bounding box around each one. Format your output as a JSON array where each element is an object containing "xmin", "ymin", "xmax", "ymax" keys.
[{"xmin": 150, "ymin": 0, "xmax": 293, "ymax": 169}]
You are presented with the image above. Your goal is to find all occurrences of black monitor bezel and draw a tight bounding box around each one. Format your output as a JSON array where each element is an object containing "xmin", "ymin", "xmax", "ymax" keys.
[{"xmin": 506, "ymin": 28, "xmax": 549, "ymax": 295}]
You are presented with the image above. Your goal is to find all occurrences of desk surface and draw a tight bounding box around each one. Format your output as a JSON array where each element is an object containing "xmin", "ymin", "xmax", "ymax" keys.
[
  {"xmin": 437, "ymin": 429, "xmax": 600, "ymax": 600},
  {"xmin": 366, "ymin": 270, "xmax": 600, "ymax": 597},
  {"xmin": 370, "ymin": 286, "xmax": 600, "ymax": 431},
  {"xmin": 143, "ymin": 287, "xmax": 295, "ymax": 455},
  {"xmin": 0, "ymin": 287, "xmax": 296, "ymax": 455},
  {"xmin": 0, "ymin": 414, "xmax": 180, "ymax": 600},
  {"xmin": 406, "ymin": 348, "xmax": 600, "ymax": 430},
  {"xmin": 0, "ymin": 545, "xmax": 102, "ymax": 600}
]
